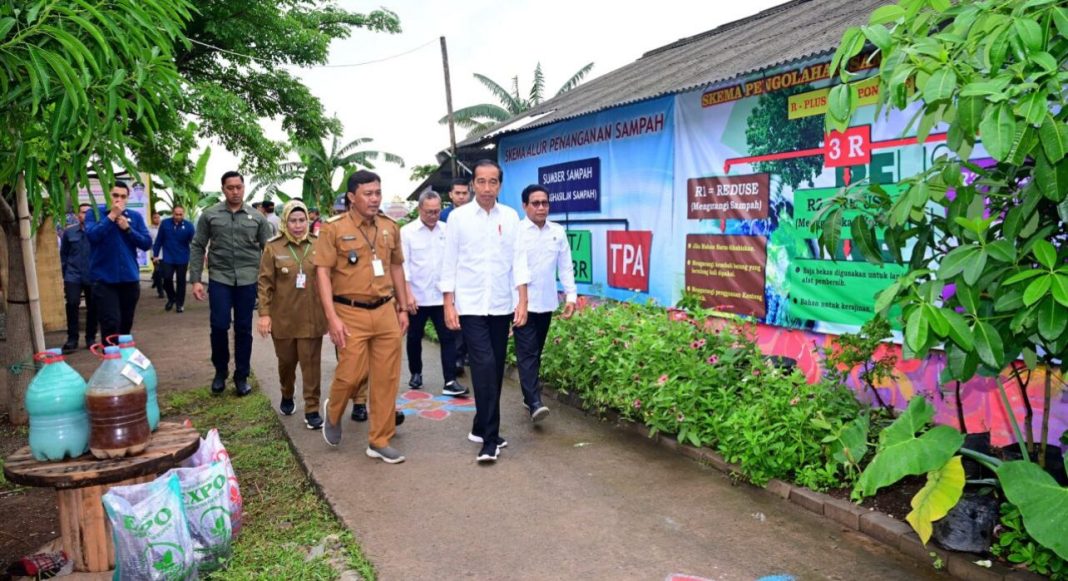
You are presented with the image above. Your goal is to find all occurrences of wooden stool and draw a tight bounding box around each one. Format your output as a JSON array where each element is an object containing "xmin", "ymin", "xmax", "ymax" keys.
[{"xmin": 3, "ymin": 421, "xmax": 200, "ymax": 572}]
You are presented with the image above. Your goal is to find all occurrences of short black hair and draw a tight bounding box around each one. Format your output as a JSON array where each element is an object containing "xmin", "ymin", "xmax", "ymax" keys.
[
  {"xmin": 172, "ymin": 204, "xmax": 185, "ymax": 211},
  {"xmin": 450, "ymin": 178, "xmax": 468, "ymax": 189},
  {"xmin": 346, "ymin": 170, "xmax": 381, "ymax": 194},
  {"xmin": 251, "ymin": 202, "xmax": 261, "ymax": 209},
  {"xmin": 262, "ymin": 200, "xmax": 275, "ymax": 212},
  {"xmin": 308, "ymin": 207, "xmax": 320, "ymax": 214},
  {"xmin": 521, "ymin": 184, "xmax": 550, "ymax": 205},
  {"xmin": 221, "ymin": 170, "xmax": 244, "ymax": 185},
  {"xmin": 471, "ymin": 159, "xmax": 502, "ymax": 184},
  {"xmin": 111, "ymin": 181, "xmax": 130, "ymax": 194},
  {"xmin": 77, "ymin": 203, "xmax": 91, "ymax": 211}
]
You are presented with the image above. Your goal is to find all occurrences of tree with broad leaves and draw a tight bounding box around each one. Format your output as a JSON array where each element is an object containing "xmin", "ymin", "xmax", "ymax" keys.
[
  {"xmin": 440, "ymin": 62, "xmax": 595, "ymax": 137},
  {"xmin": 0, "ymin": 0, "xmax": 192, "ymax": 423}
]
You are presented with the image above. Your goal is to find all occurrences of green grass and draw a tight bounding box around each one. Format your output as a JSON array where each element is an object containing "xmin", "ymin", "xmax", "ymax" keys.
[{"xmin": 161, "ymin": 385, "xmax": 376, "ymax": 580}]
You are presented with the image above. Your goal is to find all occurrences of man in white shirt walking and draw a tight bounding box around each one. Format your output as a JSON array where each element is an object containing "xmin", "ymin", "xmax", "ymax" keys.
[
  {"xmin": 441, "ymin": 160, "xmax": 530, "ymax": 463},
  {"xmin": 514, "ymin": 185, "xmax": 577, "ymax": 422},
  {"xmin": 401, "ymin": 191, "xmax": 468, "ymax": 397}
]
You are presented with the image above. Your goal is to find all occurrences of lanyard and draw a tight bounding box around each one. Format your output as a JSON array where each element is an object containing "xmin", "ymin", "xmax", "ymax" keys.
[
  {"xmin": 351, "ymin": 215, "xmax": 379, "ymax": 258},
  {"xmin": 287, "ymin": 241, "xmax": 311, "ymax": 274}
]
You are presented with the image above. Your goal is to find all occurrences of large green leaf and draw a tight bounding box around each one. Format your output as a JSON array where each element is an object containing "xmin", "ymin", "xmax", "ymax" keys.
[
  {"xmin": 855, "ymin": 398, "xmax": 965, "ymax": 497},
  {"xmin": 923, "ymin": 68, "xmax": 957, "ymax": 103},
  {"xmin": 973, "ymin": 321, "xmax": 1005, "ymax": 368},
  {"xmin": 997, "ymin": 460, "xmax": 1068, "ymax": 560},
  {"xmin": 1035, "ymin": 153, "xmax": 1068, "ymax": 202},
  {"xmin": 1038, "ymin": 297, "xmax": 1067, "ymax": 341},
  {"xmin": 979, "ymin": 103, "xmax": 1016, "ymax": 161},
  {"xmin": 907, "ymin": 456, "xmax": 965, "ymax": 545},
  {"xmin": 1040, "ymin": 114, "xmax": 1068, "ymax": 162}
]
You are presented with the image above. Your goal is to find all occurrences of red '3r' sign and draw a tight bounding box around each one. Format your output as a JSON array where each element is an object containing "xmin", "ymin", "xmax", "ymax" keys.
[
  {"xmin": 607, "ymin": 231, "xmax": 652, "ymax": 292},
  {"xmin": 824, "ymin": 125, "xmax": 871, "ymax": 167}
]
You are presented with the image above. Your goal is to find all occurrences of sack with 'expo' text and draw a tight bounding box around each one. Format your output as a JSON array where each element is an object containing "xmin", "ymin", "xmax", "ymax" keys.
[
  {"xmin": 102, "ymin": 473, "xmax": 197, "ymax": 581},
  {"xmin": 182, "ymin": 428, "xmax": 243, "ymax": 536},
  {"xmin": 164, "ymin": 460, "xmax": 234, "ymax": 572}
]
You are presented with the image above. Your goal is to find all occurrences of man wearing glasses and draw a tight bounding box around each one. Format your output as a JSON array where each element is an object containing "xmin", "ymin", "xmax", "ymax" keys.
[
  {"xmin": 400, "ymin": 191, "xmax": 468, "ymax": 397},
  {"xmin": 441, "ymin": 160, "xmax": 529, "ymax": 463},
  {"xmin": 514, "ymin": 185, "xmax": 577, "ymax": 422}
]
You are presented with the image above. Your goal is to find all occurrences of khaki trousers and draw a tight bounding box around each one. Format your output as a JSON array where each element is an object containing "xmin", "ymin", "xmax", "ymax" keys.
[
  {"xmin": 325, "ymin": 303, "xmax": 401, "ymax": 448},
  {"xmin": 273, "ymin": 337, "xmax": 323, "ymax": 411}
]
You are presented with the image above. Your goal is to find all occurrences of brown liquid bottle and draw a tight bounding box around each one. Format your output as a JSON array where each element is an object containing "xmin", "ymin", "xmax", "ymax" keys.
[{"xmin": 86, "ymin": 346, "xmax": 150, "ymax": 459}]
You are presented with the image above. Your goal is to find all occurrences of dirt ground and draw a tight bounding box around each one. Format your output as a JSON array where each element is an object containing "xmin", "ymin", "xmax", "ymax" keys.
[{"xmin": 0, "ymin": 283, "xmax": 217, "ymax": 572}]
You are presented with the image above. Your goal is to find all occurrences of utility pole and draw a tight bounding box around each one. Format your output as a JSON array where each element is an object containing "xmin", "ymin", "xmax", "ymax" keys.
[{"xmin": 440, "ymin": 36, "xmax": 458, "ymax": 178}]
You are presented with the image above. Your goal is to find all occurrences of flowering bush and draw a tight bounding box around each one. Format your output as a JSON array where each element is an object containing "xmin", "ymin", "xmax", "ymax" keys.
[{"xmin": 540, "ymin": 301, "xmax": 867, "ymax": 489}]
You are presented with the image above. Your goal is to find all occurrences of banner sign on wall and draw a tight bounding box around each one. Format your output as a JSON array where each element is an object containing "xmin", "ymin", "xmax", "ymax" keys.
[
  {"xmin": 567, "ymin": 230, "xmax": 593, "ymax": 284},
  {"xmin": 539, "ymin": 157, "xmax": 601, "ymax": 213}
]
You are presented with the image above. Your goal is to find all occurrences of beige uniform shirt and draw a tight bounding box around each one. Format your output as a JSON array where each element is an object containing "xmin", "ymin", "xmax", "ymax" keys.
[
  {"xmin": 257, "ymin": 235, "xmax": 327, "ymax": 339},
  {"xmin": 313, "ymin": 212, "xmax": 404, "ymax": 302}
]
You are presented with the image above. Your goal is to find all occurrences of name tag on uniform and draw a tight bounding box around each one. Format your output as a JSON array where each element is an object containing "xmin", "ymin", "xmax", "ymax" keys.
[
  {"xmin": 372, "ymin": 258, "xmax": 384, "ymax": 277},
  {"xmin": 296, "ymin": 272, "xmax": 307, "ymax": 289}
]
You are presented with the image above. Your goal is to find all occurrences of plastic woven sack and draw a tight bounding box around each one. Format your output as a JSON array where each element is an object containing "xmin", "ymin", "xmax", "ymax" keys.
[
  {"xmin": 182, "ymin": 428, "xmax": 243, "ymax": 536},
  {"xmin": 164, "ymin": 461, "xmax": 234, "ymax": 572},
  {"xmin": 102, "ymin": 473, "xmax": 197, "ymax": 581}
]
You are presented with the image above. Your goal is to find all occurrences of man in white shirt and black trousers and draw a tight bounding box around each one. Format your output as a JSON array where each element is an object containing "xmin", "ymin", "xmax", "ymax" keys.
[
  {"xmin": 441, "ymin": 160, "xmax": 530, "ymax": 463},
  {"xmin": 514, "ymin": 185, "xmax": 578, "ymax": 422},
  {"xmin": 401, "ymin": 190, "xmax": 468, "ymax": 397}
]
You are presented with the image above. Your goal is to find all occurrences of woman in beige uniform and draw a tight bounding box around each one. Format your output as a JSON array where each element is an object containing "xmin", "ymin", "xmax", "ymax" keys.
[{"xmin": 257, "ymin": 200, "xmax": 327, "ymax": 429}]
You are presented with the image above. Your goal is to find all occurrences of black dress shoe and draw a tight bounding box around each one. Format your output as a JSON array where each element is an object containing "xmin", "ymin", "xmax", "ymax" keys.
[
  {"xmin": 235, "ymin": 379, "xmax": 253, "ymax": 397},
  {"xmin": 176, "ymin": 305, "xmax": 184, "ymax": 313},
  {"xmin": 211, "ymin": 376, "xmax": 226, "ymax": 395},
  {"xmin": 165, "ymin": 300, "xmax": 174, "ymax": 312},
  {"xmin": 61, "ymin": 341, "xmax": 77, "ymax": 354},
  {"xmin": 350, "ymin": 403, "xmax": 368, "ymax": 422},
  {"xmin": 408, "ymin": 373, "xmax": 423, "ymax": 389},
  {"xmin": 395, "ymin": 411, "xmax": 406, "ymax": 426}
]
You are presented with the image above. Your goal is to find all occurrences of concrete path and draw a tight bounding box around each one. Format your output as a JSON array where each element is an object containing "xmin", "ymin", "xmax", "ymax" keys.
[{"xmin": 251, "ymin": 337, "xmax": 942, "ymax": 581}]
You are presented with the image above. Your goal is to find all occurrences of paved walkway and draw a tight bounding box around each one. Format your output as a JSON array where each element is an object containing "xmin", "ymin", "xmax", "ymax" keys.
[{"xmin": 251, "ymin": 336, "xmax": 942, "ymax": 581}]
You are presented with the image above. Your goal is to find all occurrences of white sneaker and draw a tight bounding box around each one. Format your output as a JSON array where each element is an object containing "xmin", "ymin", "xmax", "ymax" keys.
[{"xmin": 467, "ymin": 432, "xmax": 507, "ymax": 447}]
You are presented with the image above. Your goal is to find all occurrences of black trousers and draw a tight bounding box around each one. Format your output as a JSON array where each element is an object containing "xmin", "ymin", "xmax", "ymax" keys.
[
  {"xmin": 160, "ymin": 262, "xmax": 188, "ymax": 307},
  {"xmin": 64, "ymin": 281, "xmax": 97, "ymax": 345},
  {"xmin": 406, "ymin": 305, "xmax": 457, "ymax": 382},
  {"xmin": 461, "ymin": 314, "xmax": 512, "ymax": 444},
  {"xmin": 512, "ymin": 311, "xmax": 554, "ymax": 408},
  {"xmin": 151, "ymin": 266, "xmax": 164, "ymax": 296},
  {"xmin": 93, "ymin": 281, "xmax": 140, "ymax": 341},
  {"xmin": 209, "ymin": 281, "xmax": 256, "ymax": 381}
]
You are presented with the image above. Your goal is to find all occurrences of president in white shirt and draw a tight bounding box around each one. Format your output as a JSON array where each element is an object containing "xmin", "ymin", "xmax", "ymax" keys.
[
  {"xmin": 441, "ymin": 160, "xmax": 530, "ymax": 463},
  {"xmin": 401, "ymin": 191, "xmax": 468, "ymax": 397},
  {"xmin": 513, "ymin": 185, "xmax": 578, "ymax": 423}
]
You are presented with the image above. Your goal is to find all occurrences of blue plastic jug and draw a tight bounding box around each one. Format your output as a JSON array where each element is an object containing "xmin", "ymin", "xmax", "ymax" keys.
[
  {"xmin": 112, "ymin": 334, "xmax": 159, "ymax": 431},
  {"xmin": 25, "ymin": 348, "xmax": 90, "ymax": 461}
]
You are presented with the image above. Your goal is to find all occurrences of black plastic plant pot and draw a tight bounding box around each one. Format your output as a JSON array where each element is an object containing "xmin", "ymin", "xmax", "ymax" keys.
[
  {"xmin": 961, "ymin": 432, "xmax": 993, "ymax": 481},
  {"xmin": 932, "ymin": 492, "xmax": 999, "ymax": 554},
  {"xmin": 1000, "ymin": 445, "xmax": 1068, "ymax": 487}
]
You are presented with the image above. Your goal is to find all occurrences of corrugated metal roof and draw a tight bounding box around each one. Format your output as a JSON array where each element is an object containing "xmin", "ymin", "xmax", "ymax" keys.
[{"xmin": 458, "ymin": 0, "xmax": 890, "ymax": 147}]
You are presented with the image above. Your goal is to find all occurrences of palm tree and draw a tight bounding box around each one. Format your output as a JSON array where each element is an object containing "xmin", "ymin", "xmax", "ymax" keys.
[
  {"xmin": 441, "ymin": 62, "xmax": 594, "ymax": 137},
  {"xmin": 253, "ymin": 133, "xmax": 405, "ymax": 212}
]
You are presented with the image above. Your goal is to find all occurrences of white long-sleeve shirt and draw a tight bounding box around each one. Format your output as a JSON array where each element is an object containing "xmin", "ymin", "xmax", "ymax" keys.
[
  {"xmin": 439, "ymin": 201, "xmax": 530, "ymax": 316},
  {"xmin": 401, "ymin": 219, "xmax": 447, "ymax": 306},
  {"xmin": 516, "ymin": 218, "xmax": 577, "ymax": 313}
]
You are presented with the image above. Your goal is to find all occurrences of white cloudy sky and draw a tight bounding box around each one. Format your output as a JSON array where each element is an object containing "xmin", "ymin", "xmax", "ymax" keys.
[{"xmin": 201, "ymin": 0, "xmax": 789, "ymax": 203}]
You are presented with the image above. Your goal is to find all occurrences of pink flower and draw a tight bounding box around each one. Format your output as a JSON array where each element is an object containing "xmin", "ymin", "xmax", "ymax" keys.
[
  {"xmin": 657, "ymin": 374, "xmax": 669, "ymax": 385},
  {"xmin": 752, "ymin": 369, "xmax": 761, "ymax": 376},
  {"xmin": 690, "ymin": 338, "xmax": 706, "ymax": 350},
  {"xmin": 707, "ymin": 355, "xmax": 719, "ymax": 365},
  {"xmin": 633, "ymin": 399, "xmax": 642, "ymax": 410}
]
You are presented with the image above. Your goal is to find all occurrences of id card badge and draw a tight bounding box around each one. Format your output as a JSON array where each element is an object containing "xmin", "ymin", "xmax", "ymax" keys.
[
  {"xmin": 371, "ymin": 258, "xmax": 385, "ymax": 277},
  {"xmin": 296, "ymin": 272, "xmax": 307, "ymax": 289}
]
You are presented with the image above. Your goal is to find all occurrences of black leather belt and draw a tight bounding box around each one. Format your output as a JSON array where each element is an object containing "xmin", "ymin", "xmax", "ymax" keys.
[{"xmin": 333, "ymin": 295, "xmax": 393, "ymax": 310}]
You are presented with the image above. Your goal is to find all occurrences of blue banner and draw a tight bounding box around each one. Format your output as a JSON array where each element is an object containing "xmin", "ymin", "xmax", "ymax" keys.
[{"xmin": 539, "ymin": 157, "xmax": 600, "ymax": 213}]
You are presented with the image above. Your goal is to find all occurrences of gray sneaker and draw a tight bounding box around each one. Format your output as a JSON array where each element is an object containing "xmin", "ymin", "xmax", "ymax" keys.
[
  {"xmin": 531, "ymin": 405, "xmax": 550, "ymax": 423},
  {"xmin": 322, "ymin": 399, "xmax": 341, "ymax": 447},
  {"xmin": 366, "ymin": 445, "xmax": 406, "ymax": 464}
]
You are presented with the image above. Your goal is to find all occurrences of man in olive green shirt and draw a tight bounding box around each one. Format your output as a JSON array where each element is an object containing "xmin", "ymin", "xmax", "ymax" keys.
[{"xmin": 189, "ymin": 171, "xmax": 273, "ymax": 396}]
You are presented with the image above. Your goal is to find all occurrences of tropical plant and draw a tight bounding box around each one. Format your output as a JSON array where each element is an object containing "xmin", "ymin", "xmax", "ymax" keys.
[
  {"xmin": 440, "ymin": 62, "xmax": 595, "ymax": 137},
  {"xmin": 817, "ymin": 0, "xmax": 1068, "ymax": 569},
  {"xmin": 254, "ymin": 133, "xmax": 405, "ymax": 212},
  {"xmin": 0, "ymin": 0, "xmax": 192, "ymax": 422},
  {"xmin": 153, "ymin": 143, "xmax": 218, "ymax": 220}
]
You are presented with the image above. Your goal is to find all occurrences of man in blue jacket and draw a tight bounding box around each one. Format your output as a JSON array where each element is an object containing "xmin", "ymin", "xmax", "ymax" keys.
[
  {"xmin": 152, "ymin": 205, "xmax": 195, "ymax": 313},
  {"xmin": 60, "ymin": 203, "xmax": 97, "ymax": 352},
  {"xmin": 85, "ymin": 181, "xmax": 153, "ymax": 339}
]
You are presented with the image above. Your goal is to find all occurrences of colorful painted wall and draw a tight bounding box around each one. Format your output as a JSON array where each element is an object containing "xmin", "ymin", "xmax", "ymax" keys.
[{"xmin": 498, "ymin": 54, "xmax": 1066, "ymax": 450}]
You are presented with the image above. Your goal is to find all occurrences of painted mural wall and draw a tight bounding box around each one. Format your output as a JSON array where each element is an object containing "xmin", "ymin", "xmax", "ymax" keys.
[{"xmin": 497, "ymin": 54, "xmax": 1066, "ymax": 449}]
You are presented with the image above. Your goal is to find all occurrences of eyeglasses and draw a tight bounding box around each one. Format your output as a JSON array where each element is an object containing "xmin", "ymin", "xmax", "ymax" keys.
[{"xmin": 528, "ymin": 200, "xmax": 549, "ymax": 208}]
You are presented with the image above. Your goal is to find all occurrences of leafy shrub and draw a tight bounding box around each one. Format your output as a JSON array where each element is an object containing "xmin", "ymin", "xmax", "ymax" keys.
[
  {"xmin": 993, "ymin": 502, "xmax": 1068, "ymax": 580},
  {"xmin": 540, "ymin": 301, "xmax": 867, "ymax": 489}
]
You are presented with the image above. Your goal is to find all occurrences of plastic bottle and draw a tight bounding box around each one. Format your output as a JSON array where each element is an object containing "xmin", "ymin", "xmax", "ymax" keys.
[
  {"xmin": 112, "ymin": 334, "xmax": 159, "ymax": 431},
  {"xmin": 86, "ymin": 345, "xmax": 150, "ymax": 459},
  {"xmin": 25, "ymin": 349, "xmax": 90, "ymax": 461}
]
